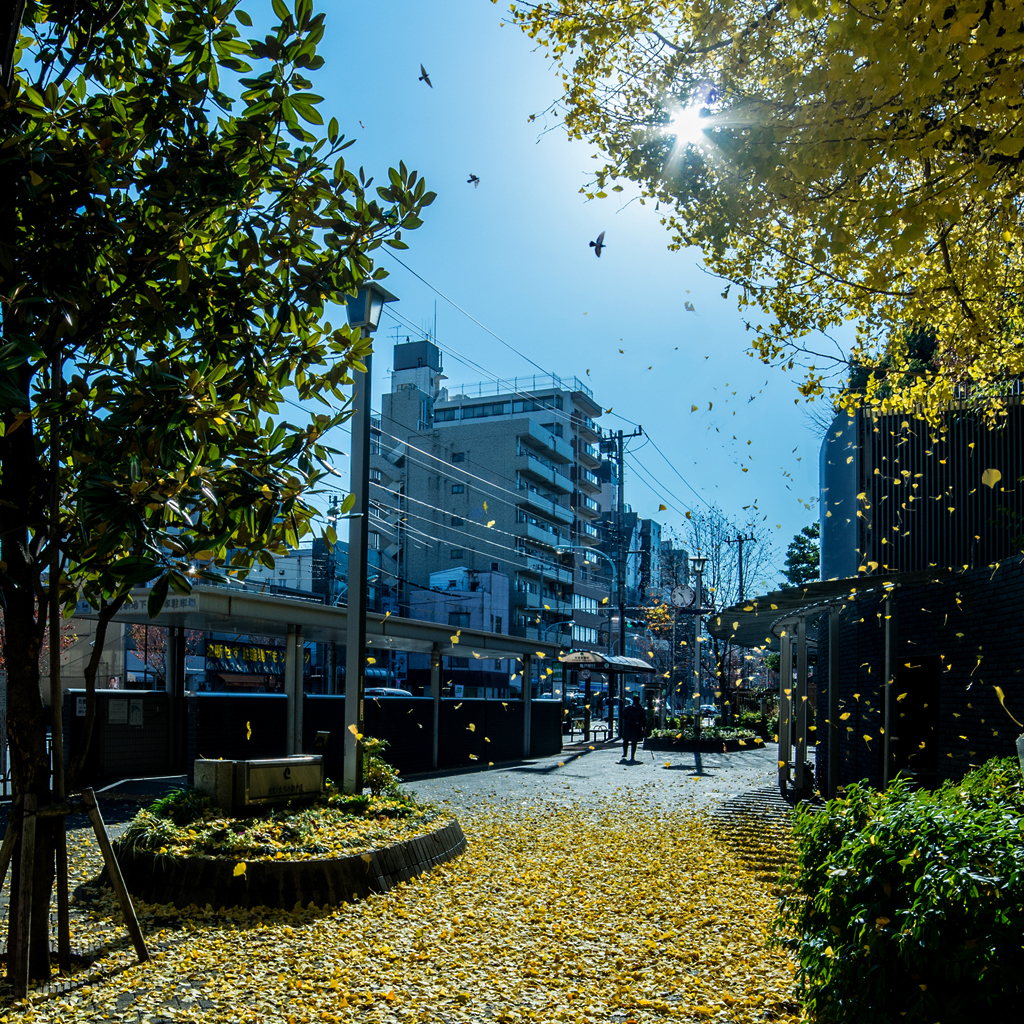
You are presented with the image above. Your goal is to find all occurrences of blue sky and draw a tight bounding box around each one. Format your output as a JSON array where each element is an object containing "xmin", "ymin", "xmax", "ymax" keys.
[{"xmin": 307, "ymin": 0, "xmax": 827, "ymax": 588}]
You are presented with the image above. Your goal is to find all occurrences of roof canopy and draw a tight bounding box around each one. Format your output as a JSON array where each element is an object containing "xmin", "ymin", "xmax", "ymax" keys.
[
  {"xmin": 559, "ymin": 651, "xmax": 654, "ymax": 672},
  {"xmin": 74, "ymin": 586, "xmax": 563, "ymax": 662},
  {"xmin": 706, "ymin": 568, "xmax": 959, "ymax": 650}
]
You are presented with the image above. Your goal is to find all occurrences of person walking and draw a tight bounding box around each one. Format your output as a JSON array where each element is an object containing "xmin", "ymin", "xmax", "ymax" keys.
[{"xmin": 620, "ymin": 694, "xmax": 647, "ymax": 763}]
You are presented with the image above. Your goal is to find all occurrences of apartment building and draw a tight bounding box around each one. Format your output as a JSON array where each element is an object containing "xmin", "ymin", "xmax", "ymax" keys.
[{"xmin": 371, "ymin": 339, "xmax": 613, "ymax": 650}]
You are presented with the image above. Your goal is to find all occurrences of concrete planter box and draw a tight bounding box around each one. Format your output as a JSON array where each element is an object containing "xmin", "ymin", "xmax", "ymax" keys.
[
  {"xmin": 644, "ymin": 736, "xmax": 765, "ymax": 754},
  {"xmin": 113, "ymin": 817, "xmax": 466, "ymax": 910}
]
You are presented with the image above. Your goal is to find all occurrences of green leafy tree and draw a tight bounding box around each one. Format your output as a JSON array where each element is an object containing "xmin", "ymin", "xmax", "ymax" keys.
[
  {"xmin": 1, "ymin": 0, "xmax": 432, "ymax": 978},
  {"xmin": 513, "ymin": 1, "xmax": 1024, "ymax": 418},
  {"xmin": 782, "ymin": 523, "xmax": 820, "ymax": 586}
]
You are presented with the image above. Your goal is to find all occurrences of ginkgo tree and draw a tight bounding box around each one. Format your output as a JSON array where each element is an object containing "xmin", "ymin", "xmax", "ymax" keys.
[
  {"xmin": 0, "ymin": 0, "xmax": 432, "ymax": 979},
  {"xmin": 513, "ymin": 0, "xmax": 1024, "ymax": 417}
]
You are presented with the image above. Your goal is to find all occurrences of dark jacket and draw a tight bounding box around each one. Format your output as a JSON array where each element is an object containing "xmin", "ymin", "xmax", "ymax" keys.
[{"xmin": 621, "ymin": 701, "xmax": 647, "ymax": 742}]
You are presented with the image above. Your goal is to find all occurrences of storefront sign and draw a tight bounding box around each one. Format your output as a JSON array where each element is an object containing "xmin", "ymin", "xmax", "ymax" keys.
[{"xmin": 205, "ymin": 640, "xmax": 287, "ymax": 676}]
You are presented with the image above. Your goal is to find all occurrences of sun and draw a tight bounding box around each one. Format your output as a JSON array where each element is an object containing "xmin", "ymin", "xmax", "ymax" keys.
[{"xmin": 664, "ymin": 103, "xmax": 709, "ymax": 147}]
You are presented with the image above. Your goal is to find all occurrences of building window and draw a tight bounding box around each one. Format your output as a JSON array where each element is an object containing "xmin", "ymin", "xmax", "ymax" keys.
[
  {"xmin": 451, "ymin": 484, "xmax": 465, "ymax": 494},
  {"xmin": 448, "ymin": 612, "xmax": 471, "ymax": 627},
  {"xmin": 368, "ymin": 532, "xmax": 380, "ymax": 550},
  {"xmin": 450, "ymin": 656, "xmax": 469, "ymax": 669},
  {"xmin": 572, "ymin": 624, "xmax": 598, "ymax": 644},
  {"xmin": 451, "ymin": 516, "xmax": 464, "ymax": 527},
  {"xmin": 451, "ymin": 452, "xmax": 466, "ymax": 463},
  {"xmin": 494, "ymin": 616, "xmax": 502, "ymax": 634},
  {"xmin": 435, "ymin": 408, "xmax": 458, "ymax": 422},
  {"xmin": 369, "ymin": 468, "xmax": 382, "ymax": 482},
  {"xmin": 450, "ymin": 548, "xmax": 464, "ymax": 558},
  {"xmin": 461, "ymin": 401, "xmax": 509, "ymax": 419}
]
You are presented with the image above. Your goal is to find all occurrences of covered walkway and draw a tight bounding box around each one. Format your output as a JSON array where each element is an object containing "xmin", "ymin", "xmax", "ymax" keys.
[
  {"xmin": 74, "ymin": 585, "xmax": 564, "ymax": 771},
  {"xmin": 707, "ymin": 568, "xmax": 957, "ymax": 798}
]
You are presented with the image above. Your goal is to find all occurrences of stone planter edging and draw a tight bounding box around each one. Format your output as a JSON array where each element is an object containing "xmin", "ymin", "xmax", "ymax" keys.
[
  {"xmin": 644, "ymin": 736, "xmax": 765, "ymax": 753},
  {"xmin": 113, "ymin": 817, "xmax": 466, "ymax": 910}
]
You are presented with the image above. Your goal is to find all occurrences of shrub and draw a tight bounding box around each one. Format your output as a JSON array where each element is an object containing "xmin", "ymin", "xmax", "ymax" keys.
[
  {"xmin": 362, "ymin": 735, "xmax": 401, "ymax": 796},
  {"xmin": 146, "ymin": 787, "xmax": 214, "ymax": 826},
  {"xmin": 775, "ymin": 758, "xmax": 1024, "ymax": 1022}
]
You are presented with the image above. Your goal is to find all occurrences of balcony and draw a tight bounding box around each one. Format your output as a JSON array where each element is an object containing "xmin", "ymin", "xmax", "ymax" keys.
[
  {"xmin": 518, "ymin": 557, "xmax": 573, "ymax": 584},
  {"xmin": 518, "ymin": 488, "xmax": 574, "ymax": 526},
  {"xmin": 574, "ymin": 465, "xmax": 601, "ymax": 493},
  {"xmin": 515, "ymin": 451, "xmax": 572, "ymax": 494},
  {"xmin": 513, "ymin": 518, "xmax": 568, "ymax": 550},
  {"xmin": 574, "ymin": 438, "xmax": 601, "ymax": 469},
  {"xmin": 517, "ymin": 419, "xmax": 573, "ymax": 464},
  {"xmin": 574, "ymin": 492, "xmax": 600, "ymax": 519},
  {"xmin": 577, "ymin": 521, "xmax": 602, "ymax": 546},
  {"xmin": 573, "ymin": 413, "xmax": 600, "ymax": 443},
  {"xmin": 511, "ymin": 590, "xmax": 572, "ymax": 617}
]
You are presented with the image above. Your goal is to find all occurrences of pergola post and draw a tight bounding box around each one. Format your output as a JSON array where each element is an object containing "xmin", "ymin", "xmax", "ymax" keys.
[
  {"xmin": 828, "ymin": 603, "xmax": 841, "ymax": 800},
  {"xmin": 284, "ymin": 625, "xmax": 304, "ymax": 756},
  {"xmin": 521, "ymin": 654, "xmax": 533, "ymax": 757},
  {"xmin": 430, "ymin": 644, "xmax": 441, "ymax": 769},
  {"xmin": 778, "ymin": 624, "xmax": 794, "ymax": 790},
  {"xmin": 794, "ymin": 616, "xmax": 808, "ymax": 792}
]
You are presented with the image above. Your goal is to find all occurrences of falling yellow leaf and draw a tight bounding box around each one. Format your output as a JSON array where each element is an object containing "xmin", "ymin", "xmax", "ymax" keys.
[
  {"xmin": 233, "ymin": 862, "xmax": 247, "ymax": 877},
  {"xmin": 994, "ymin": 684, "xmax": 1023, "ymax": 726},
  {"xmin": 469, "ymin": 753, "xmax": 479, "ymax": 760},
  {"xmin": 658, "ymin": 504, "xmax": 667, "ymax": 511},
  {"xmin": 467, "ymin": 722, "xmax": 476, "ymax": 732},
  {"xmin": 246, "ymin": 720, "xmax": 252, "ymax": 741},
  {"xmin": 981, "ymin": 467, "xmax": 1002, "ymax": 488}
]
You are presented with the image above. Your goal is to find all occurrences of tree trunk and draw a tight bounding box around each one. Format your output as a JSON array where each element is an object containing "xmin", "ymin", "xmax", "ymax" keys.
[{"xmin": 1, "ymin": 362, "xmax": 56, "ymax": 980}]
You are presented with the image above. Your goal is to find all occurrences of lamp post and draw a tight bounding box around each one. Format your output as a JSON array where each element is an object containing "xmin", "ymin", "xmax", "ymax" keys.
[
  {"xmin": 342, "ymin": 281, "xmax": 397, "ymax": 794},
  {"xmin": 557, "ymin": 545, "xmax": 618, "ymax": 729},
  {"xmin": 689, "ymin": 553, "xmax": 708, "ymax": 739},
  {"xmin": 540, "ymin": 618, "xmax": 573, "ymax": 700}
]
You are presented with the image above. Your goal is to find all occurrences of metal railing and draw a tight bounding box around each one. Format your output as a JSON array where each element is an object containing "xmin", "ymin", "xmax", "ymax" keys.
[{"xmin": 445, "ymin": 373, "xmax": 594, "ymax": 401}]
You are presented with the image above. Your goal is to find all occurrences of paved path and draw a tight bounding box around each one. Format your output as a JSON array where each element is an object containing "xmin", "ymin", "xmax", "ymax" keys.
[{"xmin": 404, "ymin": 740, "xmax": 782, "ymax": 813}]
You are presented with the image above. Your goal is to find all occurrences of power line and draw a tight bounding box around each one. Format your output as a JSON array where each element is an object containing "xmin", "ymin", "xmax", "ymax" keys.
[{"xmin": 381, "ymin": 250, "xmax": 554, "ymax": 379}]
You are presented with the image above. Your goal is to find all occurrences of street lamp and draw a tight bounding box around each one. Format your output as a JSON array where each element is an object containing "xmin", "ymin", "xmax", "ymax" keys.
[
  {"xmin": 688, "ymin": 553, "xmax": 708, "ymax": 736},
  {"xmin": 343, "ymin": 280, "xmax": 397, "ymax": 794},
  {"xmin": 541, "ymin": 619, "xmax": 573, "ymax": 697}
]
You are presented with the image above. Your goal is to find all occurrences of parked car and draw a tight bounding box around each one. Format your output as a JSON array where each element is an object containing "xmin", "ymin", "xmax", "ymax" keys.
[
  {"xmin": 699, "ymin": 704, "xmax": 721, "ymax": 718},
  {"xmin": 364, "ymin": 687, "xmax": 414, "ymax": 697}
]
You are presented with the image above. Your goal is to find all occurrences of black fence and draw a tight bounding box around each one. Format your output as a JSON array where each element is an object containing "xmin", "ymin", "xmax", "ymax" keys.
[
  {"xmin": 63, "ymin": 689, "xmax": 171, "ymax": 782},
  {"xmin": 64, "ymin": 690, "xmax": 563, "ymax": 786}
]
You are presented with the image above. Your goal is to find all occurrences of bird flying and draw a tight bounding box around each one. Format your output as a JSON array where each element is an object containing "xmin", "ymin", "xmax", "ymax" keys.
[
  {"xmin": 467, "ymin": 174, "xmax": 480, "ymax": 187},
  {"xmin": 589, "ymin": 231, "xmax": 606, "ymax": 257},
  {"xmin": 419, "ymin": 64, "xmax": 432, "ymax": 88}
]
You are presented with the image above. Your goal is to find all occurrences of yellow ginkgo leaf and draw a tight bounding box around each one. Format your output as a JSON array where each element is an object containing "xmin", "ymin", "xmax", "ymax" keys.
[
  {"xmin": 233, "ymin": 862, "xmax": 247, "ymax": 877},
  {"xmin": 981, "ymin": 467, "xmax": 1002, "ymax": 488}
]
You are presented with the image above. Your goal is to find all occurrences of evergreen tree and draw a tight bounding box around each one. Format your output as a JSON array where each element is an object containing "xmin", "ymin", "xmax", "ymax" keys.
[{"xmin": 782, "ymin": 523, "xmax": 820, "ymax": 587}]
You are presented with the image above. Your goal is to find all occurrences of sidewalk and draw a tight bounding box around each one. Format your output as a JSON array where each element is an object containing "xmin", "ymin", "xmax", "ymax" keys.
[{"xmin": 404, "ymin": 739, "xmax": 781, "ymax": 813}]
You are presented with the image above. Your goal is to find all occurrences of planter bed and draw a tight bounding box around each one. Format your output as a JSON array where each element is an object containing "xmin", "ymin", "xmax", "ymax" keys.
[
  {"xmin": 113, "ymin": 816, "xmax": 466, "ymax": 910},
  {"xmin": 644, "ymin": 736, "xmax": 765, "ymax": 753}
]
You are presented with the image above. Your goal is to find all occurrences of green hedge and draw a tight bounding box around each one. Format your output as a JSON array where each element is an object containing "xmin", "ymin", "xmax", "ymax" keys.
[{"xmin": 774, "ymin": 758, "xmax": 1024, "ymax": 1023}]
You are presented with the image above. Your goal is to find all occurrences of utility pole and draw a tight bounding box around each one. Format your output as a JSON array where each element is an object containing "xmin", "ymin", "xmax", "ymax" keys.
[
  {"xmin": 605, "ymin": 425, "xmax": 642, "ymax": 734},
  {"xmin": 725, "ymin": 532, "xmax": 756, "ymax": 602}
]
